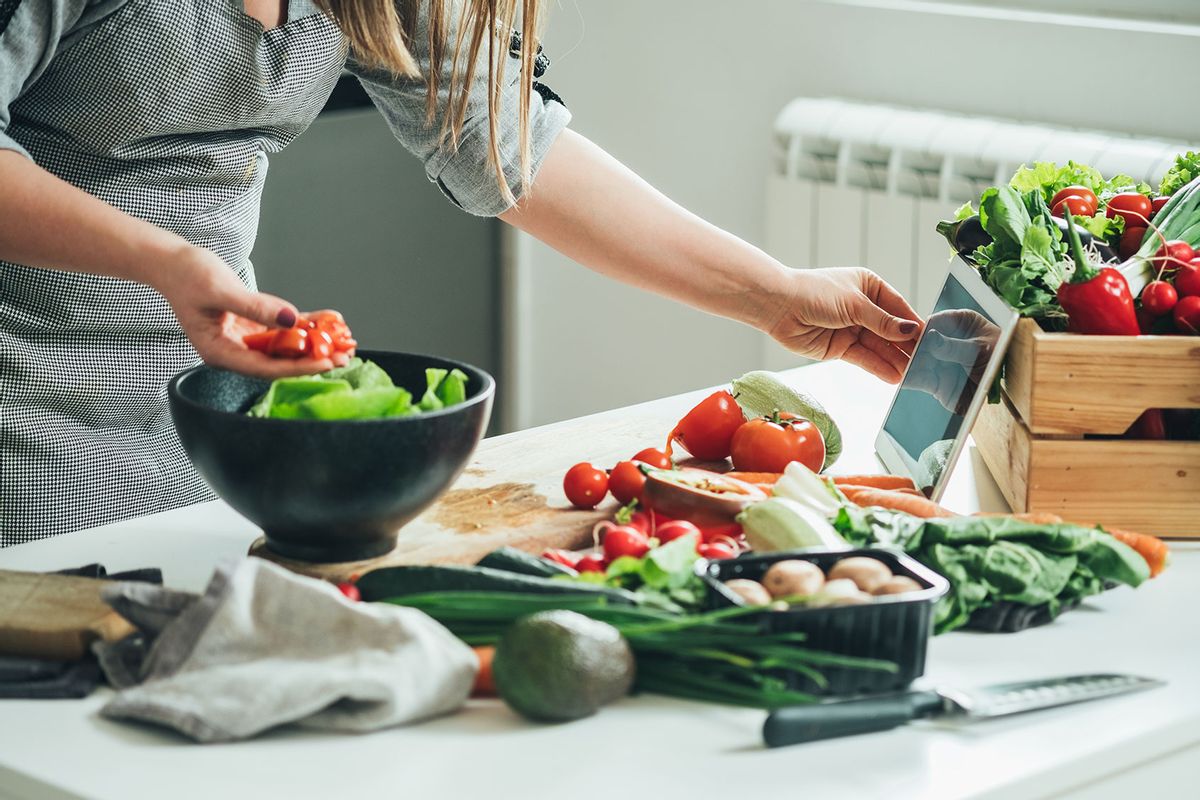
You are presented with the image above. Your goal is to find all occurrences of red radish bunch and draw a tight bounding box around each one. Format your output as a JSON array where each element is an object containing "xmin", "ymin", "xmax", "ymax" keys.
[{"xmin": 1136, "ymin": 237, "xmax": 1200, "ymax": 334}]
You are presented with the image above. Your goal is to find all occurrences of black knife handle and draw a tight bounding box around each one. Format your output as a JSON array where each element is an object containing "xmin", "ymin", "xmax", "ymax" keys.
[{"xmin": 763, "ymin": 691, "xmax": 944, "ymax": 748}]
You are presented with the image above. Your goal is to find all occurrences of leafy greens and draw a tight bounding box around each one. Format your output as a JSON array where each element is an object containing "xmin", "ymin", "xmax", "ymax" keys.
[
  {"xmin": 247, "ymin": 357, "xmax": 469, "ymax": 420},
  {"xmin": 832, "ymin": 506, "xmax": 1149, "ymax": 634}
]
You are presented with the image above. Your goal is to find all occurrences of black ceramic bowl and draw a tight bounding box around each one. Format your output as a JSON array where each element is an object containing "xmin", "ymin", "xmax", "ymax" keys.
[{"xmin": 168, "ymin": 350, "xmax": 494, "ymax": 563}]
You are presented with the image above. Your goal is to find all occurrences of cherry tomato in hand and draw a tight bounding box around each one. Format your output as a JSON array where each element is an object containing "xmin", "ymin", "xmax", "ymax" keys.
[
  {"xmin": 1174, "ymin": 261, "xmax": 1200, "ymax": 298},
  {"xmin": 654, "ymin": 519, "xmax": 701, "ymax": 544},
  {"xmin": 1173, "ymin": 295, "xmax": 1200, "ymax": 334},
  {"xmin": 1051, "ymin": 186, "xmax": 1098, "ymax": 211},
  {"xmin": 697, "ymin": 542, "xmax": 736, "ymax": 560},
  {"xmin": 575, "ymin": 554, "xmax": 608, "ymax": 573},
  {"xmin": 632, "ymin": 447, "xmax": 673, "ymax": 470},
  {"xmin": 335, "ymin": 581, "xmax": 361, "ymax": 602},
  {"xmin": 563, "ymin": 463, "xmax": 609, "ymax": 509},
  {"xmin": 270, "ymin": 326, "xmax": 309, "ymax": 359},
  {"xmin": 307, "ymin": 328, "xmax": 335, "ymax": 360},
  {"xmin": 1141, "ymin": 281, "xmax": 1179, "ymax": 317},
  {"xmin": 608, "ymin": 461, "xmax": 647, "ymax": 505},
  {"xmin": 730, "ymin": 416, "xmax": 825, "ymax": 473},
  {"xmin": 603, "ymin": 526, "xmax": 651, "ymax": 561},
  {"xmin": 1051, "ymin": 195, "xmax": 1096, "ymax": 219},
  {"xmin": 542, "ymin": 548, "xmax": 580, "ymax": 570},
  {"xmin": 1106, "ymin": 192, "xmax": 1153, "ymax": 227},
  {"xmin": 1118, "ymin": 225, "xmax": 1147, "ymax": 260},
  {"xmin": 242, "ymin": 330, "xmax": 276, "ymax": 353},
  {"xmin": 668, "ymin": 390, "xmax": 746, "ymax": 461}
]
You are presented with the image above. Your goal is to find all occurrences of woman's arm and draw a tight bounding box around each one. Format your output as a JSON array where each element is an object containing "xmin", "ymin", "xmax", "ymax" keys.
[
  {"xmin": 500, "ymin": 130, "xmax": 922, "ymax": 383},
  {"xmin": 0, "ymin": 151, "xmax": 337, "ymax": 377}
]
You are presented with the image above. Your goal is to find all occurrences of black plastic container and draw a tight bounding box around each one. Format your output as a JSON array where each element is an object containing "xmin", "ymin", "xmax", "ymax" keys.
[{"xmin": 701, "ymin": 548, "xmax": 948, "ymax": 696}]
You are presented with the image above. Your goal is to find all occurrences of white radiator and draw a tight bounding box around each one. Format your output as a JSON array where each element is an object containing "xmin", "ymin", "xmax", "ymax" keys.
[{"xmin": 762, "ymin": 97, "xmax": 1195, "ymax": 370}]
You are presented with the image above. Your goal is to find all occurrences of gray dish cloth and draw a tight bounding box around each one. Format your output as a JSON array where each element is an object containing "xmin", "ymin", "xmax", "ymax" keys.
[{"xmin": 95, "ymin": 558, "xmax": 476, "ymax": 742}]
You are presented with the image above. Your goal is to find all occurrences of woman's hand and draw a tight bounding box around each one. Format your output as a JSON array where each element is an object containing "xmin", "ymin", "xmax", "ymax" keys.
[
  {"xmin": 154, "ymin": 247, "xmax": 348, "ymax": 378},
  {"xmin": 763, "ymin": 268, "xmax": 923, "ymax": 384}
]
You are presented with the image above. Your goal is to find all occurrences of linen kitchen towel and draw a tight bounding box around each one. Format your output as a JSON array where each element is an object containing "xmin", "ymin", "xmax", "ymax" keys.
[{"xmin": 96, "ymin": 558, "xmax": 476, "ymax": 742}]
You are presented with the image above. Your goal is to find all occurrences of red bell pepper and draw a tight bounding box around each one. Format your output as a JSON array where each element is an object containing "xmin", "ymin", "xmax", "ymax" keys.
[{"xmin": 1056, "ymin": 211, "xmax": 1141, "ymax": 336}]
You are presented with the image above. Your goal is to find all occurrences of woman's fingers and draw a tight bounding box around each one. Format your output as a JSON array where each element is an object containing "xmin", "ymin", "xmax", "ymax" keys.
[
  {"xmin": 204, "ymin": 344, "xmax": 335, "ymax": 378},
  {"xmin": 859, "ymin": 330, "xmax": 912, "ymax": 376},
  {"xmin": 221, "ymin": 287, "xmax": 300, "ymax": 329},
  {"xmin": 840, "ymin": 339, "xmax": 905, "ymax": 384}
]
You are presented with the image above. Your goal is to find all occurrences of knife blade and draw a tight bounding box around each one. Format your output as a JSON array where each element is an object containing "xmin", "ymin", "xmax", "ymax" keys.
[{"xmin": 763, "ymin": 673, "xmax": 1164, "ymax": 748}]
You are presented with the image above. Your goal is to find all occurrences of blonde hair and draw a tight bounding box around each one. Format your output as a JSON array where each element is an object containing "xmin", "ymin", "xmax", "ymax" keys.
[{"xmin": 318, "ymin": 0, "xmax": 542, "ymax": 207}]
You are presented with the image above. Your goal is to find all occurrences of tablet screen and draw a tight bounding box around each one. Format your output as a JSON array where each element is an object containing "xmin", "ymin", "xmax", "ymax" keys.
[{"xmin": 881, "ymin": 273, "xmax": 1005, "ymax": 495}]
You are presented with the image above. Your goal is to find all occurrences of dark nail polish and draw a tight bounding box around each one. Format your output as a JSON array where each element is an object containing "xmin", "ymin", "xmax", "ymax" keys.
[
  {"xmin": 899, "ymin": 320, "xmax": 919, "ymax": 335},
  {"xmin": 276, "ymin": 308, "xmax": 297, "ymax": 328}
]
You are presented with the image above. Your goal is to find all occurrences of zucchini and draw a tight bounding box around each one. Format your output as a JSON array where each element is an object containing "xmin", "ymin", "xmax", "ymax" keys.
[
  {"xmin": 731, "ymin": 371, "xmax": 842, "ymax": 470},
  {"xmin": 475, "ymin": 546, "xmax": 575, "ymax": 578},
  {"xmin": 356, "ymin": 564, "xmax": 637, "ymax": 604}
]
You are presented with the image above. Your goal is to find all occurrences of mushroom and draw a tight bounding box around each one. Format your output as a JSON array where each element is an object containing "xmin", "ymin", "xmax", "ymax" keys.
[
  {"xmin": 872, "ymin": 575, "xmax": 924, "ymax": 596},
  {"xmin": 761, "ymin": 560, "xmax": 825, "ymax": 599},
  {"xmin": 723, "ymin": 578, "xmax": 773, "ymax": 606},
  {"xmin": 828, "ymin": 557, "xmax": 894, "ymax": 594},
  {"xmin": 808, "ymin": 578, "xmax": 872, "ymax": 607}
]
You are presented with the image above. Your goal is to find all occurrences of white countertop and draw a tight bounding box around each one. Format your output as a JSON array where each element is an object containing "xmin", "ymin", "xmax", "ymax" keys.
[{"xmin": 1, "ymin": 362, "xmax": 1197, "ymax": 800}]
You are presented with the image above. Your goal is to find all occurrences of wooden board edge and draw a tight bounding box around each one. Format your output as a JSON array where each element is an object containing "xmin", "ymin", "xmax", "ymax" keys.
[{"xmin": 972, "ymin": 398, "xmax": 1031, "ymax": 513}]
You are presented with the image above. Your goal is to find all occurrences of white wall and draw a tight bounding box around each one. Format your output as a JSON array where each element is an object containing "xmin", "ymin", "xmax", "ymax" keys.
[{"xmin": 509, "ymin": 0, "xmax": 1200, "ymax": 428}]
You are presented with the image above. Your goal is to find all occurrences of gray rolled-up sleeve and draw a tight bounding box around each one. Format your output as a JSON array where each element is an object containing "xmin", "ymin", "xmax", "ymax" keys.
[
  {"xmin": 0, "ymin": 0, "xmax": 95, "ymax": 159},
  {"xmin": 347, "ymin": 5, "xmax": 571, "ymax": 217}
]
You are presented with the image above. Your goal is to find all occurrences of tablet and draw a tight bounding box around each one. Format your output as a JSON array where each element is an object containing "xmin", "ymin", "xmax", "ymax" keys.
[{"xmin": 875, "ymin": 258, "xmax": 1020, "ymax": 500}]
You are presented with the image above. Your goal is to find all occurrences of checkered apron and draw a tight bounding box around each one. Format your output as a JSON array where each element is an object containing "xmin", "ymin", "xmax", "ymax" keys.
[{"xmin": 0, "ymin": 0, "xmax": 347, "ymax": 544}]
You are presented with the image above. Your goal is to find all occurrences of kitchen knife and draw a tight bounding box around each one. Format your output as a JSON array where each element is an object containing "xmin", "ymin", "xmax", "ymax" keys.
[{"xmin": 763, "ymin": 673, "xmax": 1164, "ymax": 748}]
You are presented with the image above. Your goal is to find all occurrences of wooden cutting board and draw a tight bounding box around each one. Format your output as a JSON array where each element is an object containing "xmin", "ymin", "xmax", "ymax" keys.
[
  {"xmin": 248, "ymin": 396, "xmax": 706, "ymax": 583},
  {"xmin": 0, "ymin": 571, "xmax": 135, "ymax": 661}
]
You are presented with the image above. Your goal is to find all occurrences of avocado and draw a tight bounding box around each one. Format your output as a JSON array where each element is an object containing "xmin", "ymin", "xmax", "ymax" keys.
[{"xmin": 492, "ymin": 610, "xmax": 635, "ymax": 722}]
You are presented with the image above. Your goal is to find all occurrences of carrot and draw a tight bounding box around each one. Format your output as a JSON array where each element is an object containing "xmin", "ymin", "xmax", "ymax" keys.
[
  {"xmin": 837, "ymin": 483, "xmax": 922, "ymax": 497},
  {"xmin": 831, "ymin": 474, "xmax": 917, "ymax": 492},
  {"xmin": 725, "ymin": 471, "xmax": 782, "ymax": 485},
  {"xmin": 1108, "ymin": 528, "xmax": 1170, "ymax": 578},
  {"xmin": 472, "ymin": 646, "xmax": 496, "ymax": 696},
  {"xmin": 839, "ymin": 486, "xmax": 955, "ymax": 519}
]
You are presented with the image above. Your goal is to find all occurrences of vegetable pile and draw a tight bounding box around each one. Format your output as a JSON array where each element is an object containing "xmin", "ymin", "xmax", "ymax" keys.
[
  {"xmin": 937, "ymin": 153, "xmax": 1200, "ymax": 337},
  {"xmin": 246, "ymin": 358, "xmax": 468, "ymax": 420}
]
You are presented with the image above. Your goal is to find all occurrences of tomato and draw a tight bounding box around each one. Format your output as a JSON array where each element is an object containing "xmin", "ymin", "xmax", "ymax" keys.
[
  {"xmin": 1140, "ymin": 281, "xmax": 1179, "ymax": 317},
  {"xmin": 632, "ymin": 447, "xmax": 673, "ymax": 470},
  {"xmin": 654, "ymin": 519, "xmax": 701, "ymax": 544},
  {"xmin": 1118, "ymin": 225, "xmax": 1147, "ymax": 260},
  {"xmin": 1051, "ymin": 186, "xmax": 1098, "ymax": 211},
  {"xmin": 575, "ymin": 554, "xmax": 608, "ymax": 573},
  {"xmin": 563, "ymin": 462, "xmax": 609, "ymax": 509},
  {"xmin": 242, "ymin": 330, "xmax": 276, "ymax": 353},
  {"xmin": 1051, "ymin": 195, "xmax": 1096, "ymax": 219},
  {"xmin": 668, "ymin": 390, "xmax": 746, "ymax": 461},
  {"xmin": 306, "ymin": 328, "xmax": 335, "ymax": 360},
  {"xmin": 700, "ymin": 523, "xmax": 743, "ymax": 543},
  {"xmin": 603, "ymin": 526, "xmax": 650, "ymax": 560},
  {"xmin": 541, "ymin": 548, "xmax": 580, "ymax": 570},
  {"xmin": 1151, "ymin": 195, "xmax": 1171, "ymax": 218},
  {"xmin": 269, "ymin": 326, "xmax": 309, "ymax": 358},
  {"xmin": 608, "ymin": 461, "xmax": 647, "ymax": 505},
  {"xmin": 730, "ymin": 416, "xmax": 825, "ymax": 473},
  {"xmin": 1173, "ymin": 295, "xmax": 1200, "ymax": 334},
  {"xmin": 335, "ymin": 582, "xmax": 361, "ymax": 602},
  {"xmin": 697, "ymin": 542, "xmax": 736, "ymax": 560},
  {"xmin": 1106, "ymin": 192, "xmax": 1153, "ymax": 227},
  {"xmin": 1176, "ymin": 261, "xmax": 1200, "ymax": 298},
  {"xmin": 1151, "ymin": 240, "xmax": 1196, "ymax": 273}
]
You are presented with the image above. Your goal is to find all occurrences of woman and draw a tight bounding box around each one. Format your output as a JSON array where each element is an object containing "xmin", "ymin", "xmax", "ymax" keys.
[{"xmin": 0, "ymin": 0, "xmax": 920, "ymax": 544}]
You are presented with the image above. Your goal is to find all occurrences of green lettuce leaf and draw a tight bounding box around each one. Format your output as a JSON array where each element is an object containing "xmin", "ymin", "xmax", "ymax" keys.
[
  {"xmin": 1160, "ymin": 151, "xmax": 1200, "ymax": 197},
  {"xmin": 419, "ymin": 368, "xmax": 449, "ymax": 411}
]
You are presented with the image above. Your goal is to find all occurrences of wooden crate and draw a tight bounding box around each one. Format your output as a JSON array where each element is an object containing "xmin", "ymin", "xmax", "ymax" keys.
[{"xmin": 973, "ymin": 320, "xmax": 1200, "ymax": 538}]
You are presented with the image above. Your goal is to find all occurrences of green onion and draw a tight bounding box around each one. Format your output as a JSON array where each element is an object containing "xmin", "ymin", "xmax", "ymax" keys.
[{"xmin": 383, "ymin": 592, "xmax": 895, "ymax": 709}]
